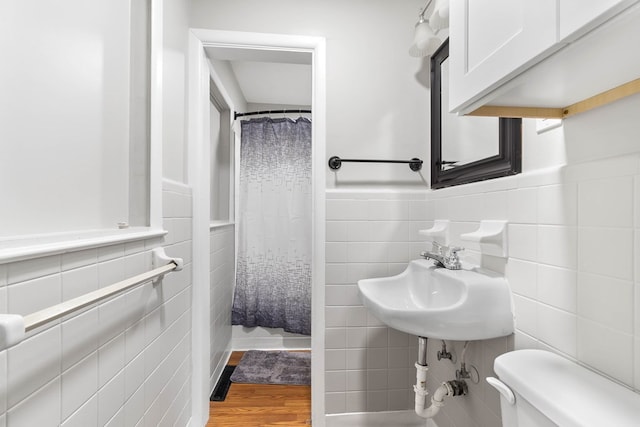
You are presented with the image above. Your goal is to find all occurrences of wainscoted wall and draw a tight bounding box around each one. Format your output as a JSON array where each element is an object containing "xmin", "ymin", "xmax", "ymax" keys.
[
  {"xmin": 324, "ymin": 191, "xmax": 430, "ymax": 414},
  {"xmin": 425, "ymin": 152, "xmax": 640, "ymax": 427},
  {"xmin": 418, "ymin": 90, "xmax": 640, "ymax": 427},
  {"xmin": 209, "ymin": 225, "xmax": 235, "ymax": 390},
  {"xmin": 323, "ymin": 106, "xmax": 640, "ymax": 427},
  {"xmin": 321, "ymin": 90, "xmax": 640, "ymax": 426},
  {"xmin": 325, "ymin": 153, "xmax": 640, "ymax": 425},
  {"xmin": 0, "ymin": 182, "xmax": 193, "ymax": 427}
]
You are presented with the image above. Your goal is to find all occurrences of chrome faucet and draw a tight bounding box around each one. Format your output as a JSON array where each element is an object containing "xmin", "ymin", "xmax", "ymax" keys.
[{"xmin": 421, "ymin": 244, "xmax": 464, "ymax": 270}]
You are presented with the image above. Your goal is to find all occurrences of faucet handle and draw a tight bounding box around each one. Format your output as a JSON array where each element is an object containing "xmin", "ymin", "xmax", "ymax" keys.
[
  {"xmin": 431, "ymin": 241, "xmax": 444, "ymax": 254},
  {"xmin": 449, "ymin": 247, "xmax": 464, "ymax": 259},
  {"xmin": 446, "ymin": 247, "xmax": 464, "ymax": 270}
]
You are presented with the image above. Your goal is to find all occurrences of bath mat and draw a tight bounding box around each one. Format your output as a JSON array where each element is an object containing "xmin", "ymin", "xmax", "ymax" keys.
[
  {"xmin": 210, "ymin": 365, "xmax": 236, "ymax": 401},
  {"xmin": 230, "ymin": 350, "xmax": 311, "ymax": 385}
]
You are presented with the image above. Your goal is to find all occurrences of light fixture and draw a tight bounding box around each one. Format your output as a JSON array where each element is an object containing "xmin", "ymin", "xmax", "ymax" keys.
[
  {"xmin": 429, "ymin": 0, "xmax": 450, "ymax": 31},
  {"xmin": 409, "ymin": 0, "xmax": 449, "ymax": 57}
]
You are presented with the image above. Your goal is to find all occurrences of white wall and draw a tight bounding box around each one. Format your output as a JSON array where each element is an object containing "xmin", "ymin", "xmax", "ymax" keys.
[
  {"xmin": 0, "ymin": 0, "xmax": 137, "ymax": 236},
  {"xmin": 162, "ymin": 0, "xmax": 191, "ymax": 184},
  {"xmin": 0, "ymin": 0, "xmax": 203, "ymax": 426},
  {"xmin": 190, "ymin": 0, "xmax": 429, "ymax": 189},
  {"xmin": 209, "ymin": 102, "xmax": 231, "ymax": 222},
  {"xmin": 208, "ymin": 59, "xmax": 248, "ymax": 114}
]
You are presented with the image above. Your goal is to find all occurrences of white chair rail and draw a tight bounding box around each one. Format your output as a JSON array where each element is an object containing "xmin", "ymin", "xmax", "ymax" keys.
[{"xmin": 0, "ymin": 247, "xmax": 183, "ymax": 350}]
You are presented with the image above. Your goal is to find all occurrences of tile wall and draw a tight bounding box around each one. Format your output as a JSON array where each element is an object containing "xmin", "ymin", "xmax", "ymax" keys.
[
  {"xmin": 324, "ymin": 191, "xmax": 429, "ymax": 414},
  {"xmin": 325, "ymin": 151, "xmax": 640, "ymax": 426},
  {"xmin": 425, "ymin": 153, "xmax": 640, "ymax": 427},
  {"xmin": 209, "ymin": 224, "xmax": 235, "ymax": 390},
  {"xmin": 0, "ymin": 181, "xmax": 193, "ymax": 427}
]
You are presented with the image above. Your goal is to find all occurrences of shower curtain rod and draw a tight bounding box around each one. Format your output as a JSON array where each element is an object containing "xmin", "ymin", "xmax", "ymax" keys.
[{"xmin": 234, "ymin": 109, "xmax": 312, "ymax": 120}]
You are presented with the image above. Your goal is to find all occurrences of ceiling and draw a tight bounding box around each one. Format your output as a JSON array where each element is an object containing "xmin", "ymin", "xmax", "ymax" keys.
[{"xmin": 204, "ymin": 47, "xmax": 312, "ymax": 107}]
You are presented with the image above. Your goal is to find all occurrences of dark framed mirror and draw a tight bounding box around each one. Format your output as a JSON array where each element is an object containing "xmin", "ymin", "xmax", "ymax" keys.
[{"xmin": 430, "ymin": 38, "xmax": 522, "ymax": 189}]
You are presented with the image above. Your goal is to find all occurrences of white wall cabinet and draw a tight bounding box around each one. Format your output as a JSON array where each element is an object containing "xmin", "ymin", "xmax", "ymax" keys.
[
  {"xmin": 559, "ymin": 0, "xmax": 638, "ymax": 41},
  {"xmin": 449, "ymin": 0, "xmax": 559, "ymax": 113},
  {"xmin": 449, "ymin": 0, "xmax": 640, "ymax": 115}
]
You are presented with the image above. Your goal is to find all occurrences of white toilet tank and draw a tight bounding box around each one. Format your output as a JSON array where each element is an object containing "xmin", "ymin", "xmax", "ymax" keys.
[{"xmin": 488, "ymin": 349, "xmax": 640, "ymax": 427}]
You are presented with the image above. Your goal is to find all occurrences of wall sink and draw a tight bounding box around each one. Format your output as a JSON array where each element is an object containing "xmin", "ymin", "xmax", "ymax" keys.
[{"xmin": 357, "ymin": 259, "xmax": 514, "ymax": 340}]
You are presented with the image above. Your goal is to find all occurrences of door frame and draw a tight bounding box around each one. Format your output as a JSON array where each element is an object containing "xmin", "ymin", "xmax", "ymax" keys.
[{"xmin": 187, "ymin": 29, "xmax": 327, "ymax": 426}]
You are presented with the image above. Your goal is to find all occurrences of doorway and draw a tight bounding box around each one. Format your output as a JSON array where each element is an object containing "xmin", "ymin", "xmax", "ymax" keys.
[
  {"xmin": 206, "ymin": 45, "xmax": 313, "ymax": 348},
  {"xmin": 188, "ymin": 29, "xmax": 326, "ymax": 426}
]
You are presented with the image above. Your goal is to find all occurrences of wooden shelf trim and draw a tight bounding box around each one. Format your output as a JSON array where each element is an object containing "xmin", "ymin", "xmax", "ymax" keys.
[
  {"xmin": 467, "ymin": 77, "xmax": 640, "ymax": 120},
  {"xmin": 467, "ymin": 106, "xmax": 563, "ymax": 119}
]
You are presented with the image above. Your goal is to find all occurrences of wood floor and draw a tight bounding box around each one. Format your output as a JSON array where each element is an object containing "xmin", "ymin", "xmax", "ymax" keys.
[{"xmin": 207, "ymin": 351, "xmax": 312, "ymax": 427}]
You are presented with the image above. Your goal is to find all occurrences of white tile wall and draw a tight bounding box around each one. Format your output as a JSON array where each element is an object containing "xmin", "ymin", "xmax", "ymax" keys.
[
  {"xmin": 579, "ymin": 227, "xmax": 633, "ymax": 280},
  {"xmin": 537, "ymin": 304, "xmax": 577, "ymax": 357},
  {"xmin": 7, "ymin": 378, "xmax": 60, "ymax": 427},
  {"xmin": 61, "ymin": 396, "xmax": 97, "ymax": 427},
  {"xmin": 579, "ymin": 176, "xmax": 633, "ymax": 227},
  {"xmin": 0, "ymin": 351, "xmax": 6, "ymax": 415},
  {"xmin": 7, "ymin": 326, "xmax": 61, "ymax": 408},
  {"xmin": 328, "ymin": 151, "xmax": 640, "ymax": 425},
  {"xmin": 578, "ymin": 273, "xmax": 633, "ymax": 333},
  {"xmin": 324, "ymin": 193, "xmax": 424, "ymax": 414},
  {"xmin": 577, "ymin": 318, "xmax": 634, "ymax": 386},
  {"xmin": 8, "ymin": 274, "xmax": 61, "ymax": 317},
  {"xmin": 635, "ymin": 338, "xmax": 640, "ymax": 390},
  {"xmin": 536, "ymin": 265, "xmax": 576, "ymax": 312},
  {"xmin": 62, "ymin": 264, "xmax": 99, "ymax": 301},
  {"xmin": 0, "ymin": 184, "xmax": 193, "ymax": 426},
  {"xmin": 98, "ymin": 370, "xmax": 125, "ymax": 426},
  {"xmin": 505, "ymin": 259, "xmax": 537, "ymax": 298},
  {"xmin": 507, "ymin": 187, "xmax": 538, "ymax": 224},
  {"xmin": 537, "ymin": 184, "xmax": 577, "ymax": 225},
  {"xmin": 507, "ymin": 224, "xmax": 537, "ymax": 261},
  {"xmin": 62, "ymin": 352, "xmax": 98, "ymax": 420},
  {"xmin": 420, "ymin": 152, "xmax": 640, "ymax": 427},
  {"xmin": 537, "ymin": 225, "xmax": 577, "ymax": 269},
  {"xmin": 209, "ymin": 225, "xmax": 234, "ymax": 391}
]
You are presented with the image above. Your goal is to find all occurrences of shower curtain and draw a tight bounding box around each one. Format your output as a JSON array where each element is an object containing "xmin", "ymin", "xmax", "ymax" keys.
[{"xmin": 231, "ymin": 117, "xmax": 312, "ymax": 335}]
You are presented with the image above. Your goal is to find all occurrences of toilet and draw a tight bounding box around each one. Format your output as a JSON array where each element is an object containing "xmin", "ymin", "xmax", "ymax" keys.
[{"xmin": 487, "ymin": 349, "xmax": 640, "ymax": 427}]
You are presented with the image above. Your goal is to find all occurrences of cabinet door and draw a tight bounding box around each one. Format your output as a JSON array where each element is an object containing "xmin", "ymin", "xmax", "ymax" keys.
[
  {"xmin": 449, "ymin": 0, "xmax": 559, "ymax": 113},
  {"xmin": 560, "ymin": 0, "xmax": 639, "ymax": 41}
]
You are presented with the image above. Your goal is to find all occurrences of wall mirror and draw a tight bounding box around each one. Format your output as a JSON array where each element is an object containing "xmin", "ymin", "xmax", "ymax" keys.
[{"xmin": 430, "ymin": 38, "xmax": 522, "ymax": 189}]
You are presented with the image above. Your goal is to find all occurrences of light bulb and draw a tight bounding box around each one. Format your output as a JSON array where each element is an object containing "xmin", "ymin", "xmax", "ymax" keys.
[
  {"xmin": 409, "ymin": 21, "xmax": 441, "ymax": 57},
  {"xmin": 429, "ymin": 0, "xmax": 450, "ymax": 30}
]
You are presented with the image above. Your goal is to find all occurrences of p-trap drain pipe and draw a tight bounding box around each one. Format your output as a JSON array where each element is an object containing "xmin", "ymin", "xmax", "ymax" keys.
[{"xmin": 414, "ymin": 337, "xmax": 468, "ymax": 419}]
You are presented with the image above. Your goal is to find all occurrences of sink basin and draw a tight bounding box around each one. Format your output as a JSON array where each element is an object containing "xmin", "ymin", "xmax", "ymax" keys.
[{"xmin": 357, "ymin": 259, "xmax": 514, "ymax": 340}]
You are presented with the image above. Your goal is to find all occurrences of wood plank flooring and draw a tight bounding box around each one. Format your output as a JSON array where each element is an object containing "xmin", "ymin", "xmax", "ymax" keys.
[{"xmin": 208, "ymin": 351, "xmax": 312, "ymax": 427}]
